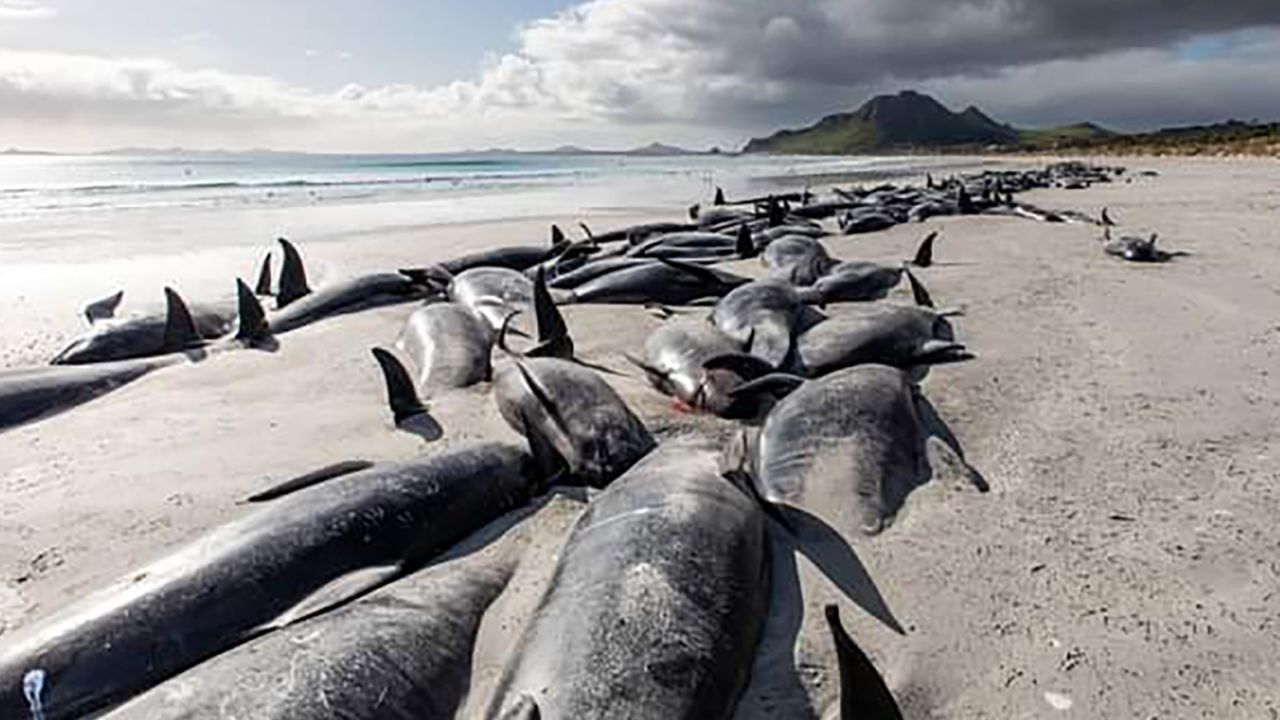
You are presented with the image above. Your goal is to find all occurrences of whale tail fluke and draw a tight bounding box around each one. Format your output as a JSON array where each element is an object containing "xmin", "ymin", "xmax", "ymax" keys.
[
  {"xmin": 276, "ymin": 237, "xmax": 311, "ymax": 309},
  {"xmin": 371, "ymin": 347, "xmax": 428, "ymax": 426}
]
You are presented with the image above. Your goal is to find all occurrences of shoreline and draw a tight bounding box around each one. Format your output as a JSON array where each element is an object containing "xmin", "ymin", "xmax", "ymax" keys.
[{"xmin": 1, "ymin": 156, "xmax": 1278, "ymax": 716}]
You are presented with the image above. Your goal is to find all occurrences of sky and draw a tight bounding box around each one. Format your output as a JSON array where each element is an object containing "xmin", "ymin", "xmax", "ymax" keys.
[{"xmin": 1, "ymin": 0, "xmax": 1279, "ymax": 152}]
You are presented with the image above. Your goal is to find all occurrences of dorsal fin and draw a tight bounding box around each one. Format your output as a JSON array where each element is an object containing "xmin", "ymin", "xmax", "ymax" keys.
[
  {"xmin": 162, "ymin": 287, "xmax": 203, "ymax": 352},
  {"xmin": 84, "ymin": 290, "xmax": 124, "ymax": 324},
  {"xmin": 371, "ymin": 348, "xmax": 427, "ymax": 426},
  {"xmin": 1101, "ymin": 207, "xmax": 1115, "ymax": 226},
  {"xmin": 254, "ymin": 252, "xmax": 273, "ymax": 296},
  {"xmin": 735, "ymin": 224, "xmax": 755, "ymax": 258},
  {"xmin": 550, "ymin": 224, "xmax": 567, "ymax": 249},
  {"xmin": 904, "ymin": 267, "xmax": 935, "ymax": 309},
  {"xmin": 688, "ymin": 203, "xmax": 701, "ymax": 221},
  {"xmin": 766, "ymin": 196, "xmax": 785, "ymax": 227},
  {"xmin": 911, "ymin": 231, "xmax": 937, "ymax": 268},
  {"xmin": 276, "ymin": 237, "xmax": 311, "ymax": 309},
  {"xmin": 235, "ymin": 278, "xmax": 273, "ymax": 345},
  {"xmin": 826, "ymin": 604, "xmax": 904, "ymax": 720},
  {"xmin": 578, "ymin": 222, "xmax": 594, "ymax": 239},
  {"xmin": 714, "ymin": 187, "xmax": 726, "ymax": 206},
  {"xmin": 527, "ymin": 266, "xmax": 574, "ymax": 359},
  {"xmin": 957, "ymin": 185, "xmax": 973, "ymax": 214}
]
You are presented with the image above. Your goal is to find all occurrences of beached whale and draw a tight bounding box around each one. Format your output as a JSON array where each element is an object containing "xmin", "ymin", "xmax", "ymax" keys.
[
  {"xmin": 1102, "ymin": 229, "xmax": 1182, "ymax": 263},
  {"xmin": 0, "ymin": 442, "xmax": 537, "ymax": 720},
  {"xmin": 546, "ymin": 256, "xmax": 715, "ymax": 290},
  {"xmin": 484, "ymin": 441, "xmax": 767, "ymax": 720},
  {"xmin": 797, "ymin": 303, "xmax": 967, "ymax": 377},
  {"xmin": 99, "ymin": 498, "xmax": 571, "ymax": 720},
  {"xmin": 628, "ymin": 319, "xmax": 770, "ymax": 417},
  {"xmin": 712, "ymin": 280, "xmax": 825, "ymax": 369},
  {"xmin": 2, "ymin": 283, "xmax": 270, "ymax": 433},
  {"xmin": 560, "ymin": 258, "xmax": 750, "ymax": 305},
  {"xmin": 447, "ymin": 266, "xmax": 535, "ymax": 334},
  {"xmin": 52, "ymin": 297, "xmax": 238, "ymax": 365},
  {"xmin": 393, "ymin": 301, "xmax": 495, "ymax": 395},
  {"xmin": 731, "ymin": 364, "xmax": 985, "ymax": 537},
  {"xmin": 493, "ymin": 357, "xmax": 654, "ymax": 487},
  {"xmin": 763, "ymin": 235, "xmax": 838, "ymax": 286}
]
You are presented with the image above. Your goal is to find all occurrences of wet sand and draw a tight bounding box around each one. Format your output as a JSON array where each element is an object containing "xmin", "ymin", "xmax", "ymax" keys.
[{"xmin": 1, "ymin": 156, "xmax": 1278, "ymax": 717}]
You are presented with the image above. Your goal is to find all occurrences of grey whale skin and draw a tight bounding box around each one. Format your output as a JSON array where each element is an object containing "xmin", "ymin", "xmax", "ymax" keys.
[
  {"xmin": 396, "ymin": 301, "xmax": 495, "ymax": 394},
  {"xmin": 745, "ymin": 364, "xmax": 980, "ymax": 536},
  {"xmin": 485, "ymin": 441, "xmax": 767, "ymax": 719},
  {"xmin": 100, "ymin": 516, "xmax": 520, "ymax": 720},
  {"xmin": 493, "ymin": 357, "xmax": 655, "ymax": 488},
  {"xmin": 51, "ymin": 301, "xmax": 236, "ymax": 365},
  {"xmin": 0, "ymin": 441, "xmax": 535, "ymax": 720},
  {"xmin": 267, "ymin": 271, "xmax": 428, "ymax": 334}
]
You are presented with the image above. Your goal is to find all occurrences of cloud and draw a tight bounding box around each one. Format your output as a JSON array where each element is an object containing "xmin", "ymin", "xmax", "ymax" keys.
[
  {"xmin": 1, "ymin": 0, "xmax": 1279, "ymax": 150},
  {"xmin": 483, "ymin": 0, "xmax": 1280, "ymax": 120},
  {"xmin": 0, "ymin": 0, "xmax": 55, "ymax": 19}
]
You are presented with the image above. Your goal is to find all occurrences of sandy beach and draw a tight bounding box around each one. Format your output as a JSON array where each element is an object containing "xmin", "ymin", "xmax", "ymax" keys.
[{"xmin": 1, "ymin": 155, "xmax": 1278, "ymax": 717}]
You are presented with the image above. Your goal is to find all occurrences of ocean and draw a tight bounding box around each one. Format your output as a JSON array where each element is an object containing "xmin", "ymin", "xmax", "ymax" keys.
[{"xmin": 0, "ymin": 151, "xmax": 928, "ymax": 254}]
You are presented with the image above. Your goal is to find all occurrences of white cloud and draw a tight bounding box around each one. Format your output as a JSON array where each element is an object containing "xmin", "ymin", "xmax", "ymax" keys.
[
  {"xmin": 0, "ymin": 0, "xmax": 56, "ymax": 20},
  {"xmin": 0, "ymin": 0, "xmax": 1278, "ymax": 151}
]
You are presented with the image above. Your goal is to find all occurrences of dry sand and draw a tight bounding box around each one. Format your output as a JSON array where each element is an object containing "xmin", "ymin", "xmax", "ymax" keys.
[{"xmin": 1, "ymin": 156, "xmax": 1278, "ymax": 718}]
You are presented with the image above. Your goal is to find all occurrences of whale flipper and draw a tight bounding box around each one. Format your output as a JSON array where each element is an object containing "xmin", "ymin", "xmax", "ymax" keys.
[
  {"xmin": 904, "ymin": 268, "xmax": 935, "ymax": 309},
  {"xmin": 371, "ymin": 347, "xmax": 428, "ymax": 426},
  {"xmin": 162, "ymin": 288, "xmax": 203, "ymax": 352},
  {"xmin": 826, "ymin": 604, "xmax": 903, "ymax": 720},
  {"xmin": 245, "ymin": 460, "xmax": 375, "ymax": 503},
  {"xmin": 266, "ymin": 564, "xmax": 403, "ymax": 630},
  {"xmin": 276, "ymin": 237, "xmax": 311, "ymax": 309},
  {"xmin": 728, "ymin": 372, "xmax": 806, "ymax": 401},
  {"xmin": 84, "ymin": 290, "xmax": 124, "ymax": 324}
]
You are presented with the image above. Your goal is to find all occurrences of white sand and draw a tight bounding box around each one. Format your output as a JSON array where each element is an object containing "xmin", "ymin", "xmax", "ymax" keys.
[{"xmin": 1, "ymin": 156, "xmax": 1279, "ymax": 717}]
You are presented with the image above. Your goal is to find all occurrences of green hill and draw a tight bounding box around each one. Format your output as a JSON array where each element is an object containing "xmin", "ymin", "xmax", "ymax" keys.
[
  {"xmin": 743, "ymin": 90, "xmax": 1021, "ymax": 154},
  {"xmin": 743, "ymin": 90, "xmax": 1279, "ymax": 157}
]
